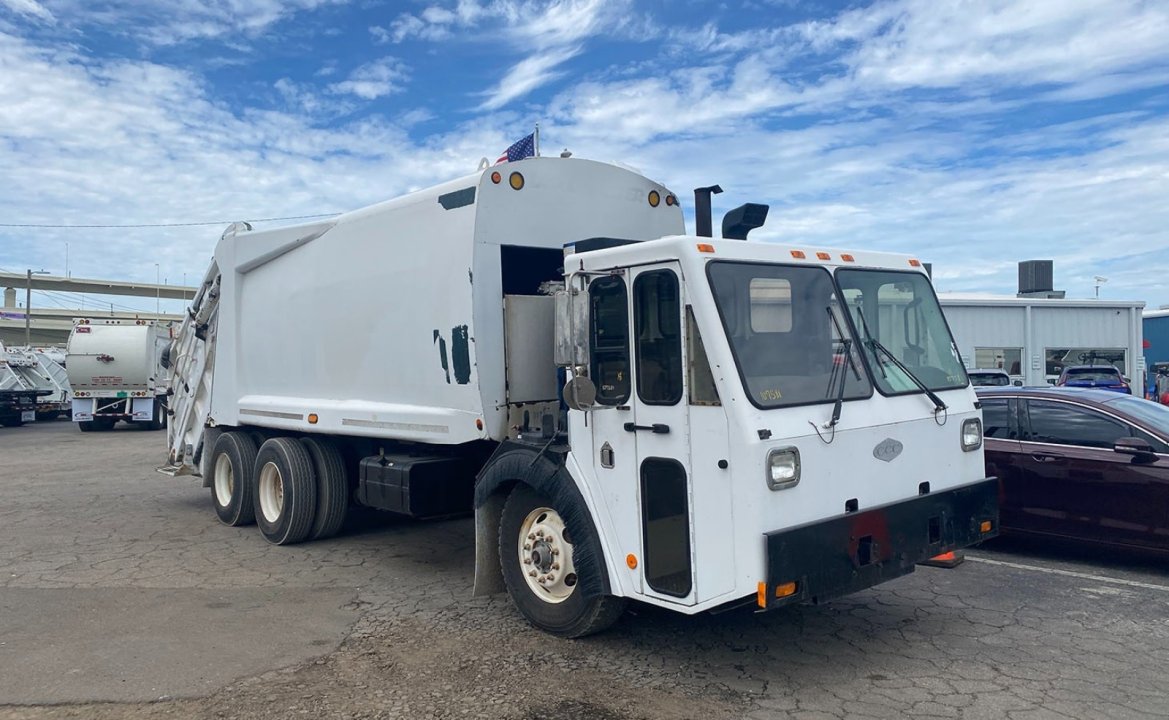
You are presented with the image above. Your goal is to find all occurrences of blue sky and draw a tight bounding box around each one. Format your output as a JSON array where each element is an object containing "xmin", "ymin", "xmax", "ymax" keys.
[{"xmin": 1, "ymin": 0, "xmax": 1168, "ymax": 315}]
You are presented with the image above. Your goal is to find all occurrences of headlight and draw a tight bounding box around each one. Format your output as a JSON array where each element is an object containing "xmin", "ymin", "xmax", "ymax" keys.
[
  {"xmin": 766, "ymin": 447, "xmax": 800, "ymax": 490},
  {"xmin": 962, "ymin": 418, "xmax": 982, "ymax": 451}
]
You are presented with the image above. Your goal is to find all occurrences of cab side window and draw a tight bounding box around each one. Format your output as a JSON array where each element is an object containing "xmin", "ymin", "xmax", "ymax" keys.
[
  {"xmin": 634, "ymin": 270, "xmax": 683, "ymax": 405},
  {"xmin": 589, "ymin": 276, "xmax": 630, "ymax": 405}
]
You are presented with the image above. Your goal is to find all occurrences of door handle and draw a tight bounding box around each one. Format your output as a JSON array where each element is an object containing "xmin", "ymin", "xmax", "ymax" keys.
[
  {"xmin": 1031, "ymin": 453, "xmax": 1062, "ymax": 463},
  {"xmin": 623, "ymin": 422, "xmax": 670, "ymax": 434}
]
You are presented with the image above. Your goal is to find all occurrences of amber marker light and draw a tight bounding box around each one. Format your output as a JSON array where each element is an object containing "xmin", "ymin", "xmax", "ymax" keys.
[
  {"xmin": 816, "ymin": 252, "xmax": 831, "ymax": 261},
  {"xmin": 648, "ymin": 190, "xmax": 661, "ymax": 207},
  {"xmin": 774, "ymin": 581, "xmax": 798, "ymax": 598},
  {"xmin": 308, "ymin": 413, "xmax": 319, "ymax": 424},
  {"xmin": 475, "ymin": 418, "xmax": 484, "ymax": 430},
  {"xmin": 490, "ymin": 171, "xmax": 502, "ymax": 184},
  {"xmin": 509, "ymin": 172, "xmax": 524, "ymax": 190},
  {"xmin": 981, "ymin": 520, "xmax": 993, "ymax": 533},
  {"xmin": 626, "ymin": 554, "xmax": 638, "ymax": 570},
  {"xmin": 665, "ymin": 194, "xmax": 677, "ymax": 206},
  {"xmin": 757, "ymin": 582, "xmax": 768, "ymax": 608},
  {"xmin": 909, "ymin": 258, "xmax": 922, "ymax": 267},
  {"xmin": 696, "ymin": 243, "xmax": 715, "ymax": 253},
  {"xmin": 790, "ymin": 250, "xmax": 807, "ymax": 259},
  {"xmin": 841, "ymin": 254, "xmax": 856, "ymax": 263}
]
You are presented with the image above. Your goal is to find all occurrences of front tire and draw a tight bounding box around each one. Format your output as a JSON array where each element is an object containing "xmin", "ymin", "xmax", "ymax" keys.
[
  {"xmin": 253, "ymin": 437, "xmax": 317, "ymax": 546},
  {"xmin": 209, "ymin": 431, "xmax": 259, "ymax": 526},
  {"xmin": 499, "ymin": 484, "xmax": 625, "ymax": 638}
]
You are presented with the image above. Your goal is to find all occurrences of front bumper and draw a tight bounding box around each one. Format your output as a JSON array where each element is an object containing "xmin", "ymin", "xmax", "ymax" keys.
[{"xmin": 760, "ymin": 477, "xmax": 998, "ymax": 610}]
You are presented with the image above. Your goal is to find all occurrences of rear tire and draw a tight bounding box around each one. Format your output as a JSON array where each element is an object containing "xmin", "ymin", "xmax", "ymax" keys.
[
  {"xmin": 144, "ymin": 398, "xmax": 166, "ymax": 431},
  {"xmin": 253, "ymin": 437, "xmax": 317, "ymax": 545},
  {"xmin": 209, "ymin": 431, "xmax": 259, "ymax": 526},
  {"xmin": 499, "ymin": 484, "xmax": 625, "ymax": 638},
  {"xmin": 300, "ymin": 437, "xmax": 349, "ymax": 541}
]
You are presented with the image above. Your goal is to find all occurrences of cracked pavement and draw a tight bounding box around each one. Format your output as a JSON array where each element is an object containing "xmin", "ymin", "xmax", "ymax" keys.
[{"xmin": 1, "ymin": 421, "xmax": 1167, "ymax": 719}]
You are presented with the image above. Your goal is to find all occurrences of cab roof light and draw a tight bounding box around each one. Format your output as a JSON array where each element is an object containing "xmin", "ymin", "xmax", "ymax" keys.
[
  {"xmin": 696, "ymin": 243, "xmax": 715, "ymax": 253},
  {"xmin": 841, "ymin": 253, "xmax": 856, "ymax": 263},
  {"xmin": 909, "ymin": 258, "xmax": 922, "ymax": 267},
  {"xmin": 816, "ymin": 252, "xmax": 831, "ymax": 261},
  {"xmin": 790, "ymin": 250, "xmax": 806, "ymax": 259}
]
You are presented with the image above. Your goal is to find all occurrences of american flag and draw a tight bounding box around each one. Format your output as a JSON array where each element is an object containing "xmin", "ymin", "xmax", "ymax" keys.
[{"xmin": 496, "ymin": 133, "xmax": 536, "ymax": 164}]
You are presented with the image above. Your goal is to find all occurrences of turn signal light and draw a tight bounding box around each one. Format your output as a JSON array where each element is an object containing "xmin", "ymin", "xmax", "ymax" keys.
[
  {"xmin": 307, "ymin": 413, "xmax": 319, "ymax": 424},
  {"xmin": 774, "ymin": 581, "xmax": 798, "ymax": 598},
  {"xmin": 626, "ymin": 554, "xmax": 638, "ymax": 570}
]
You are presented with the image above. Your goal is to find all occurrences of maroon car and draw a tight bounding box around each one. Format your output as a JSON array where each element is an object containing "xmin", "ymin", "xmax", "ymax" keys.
[{"xmin": 977, "ymin": 387, "xmax": 1169, "ymax": 555}]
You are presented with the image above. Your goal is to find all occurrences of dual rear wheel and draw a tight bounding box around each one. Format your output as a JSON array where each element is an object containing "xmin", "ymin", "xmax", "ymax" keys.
[{"xmin": 208, "ymin": 430, "xmax": 349, "ymax": 544}]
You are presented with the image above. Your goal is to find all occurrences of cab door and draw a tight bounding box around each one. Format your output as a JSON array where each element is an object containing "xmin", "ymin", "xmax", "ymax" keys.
[{"xmin": 627, "ymin": 264, "xmax": 695, "ymax": 602}]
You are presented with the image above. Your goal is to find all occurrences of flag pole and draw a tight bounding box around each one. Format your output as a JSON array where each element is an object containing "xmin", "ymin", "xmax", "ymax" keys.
[{"xmin": 534, "ymin": 123, "xmax": 540, "ymax": 157}]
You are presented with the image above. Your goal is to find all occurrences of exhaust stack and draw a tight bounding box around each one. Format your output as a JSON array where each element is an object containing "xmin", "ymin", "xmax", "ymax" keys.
[{"xmin": 693, "ymin": 185, "xmax": 723, "ymax": 237}]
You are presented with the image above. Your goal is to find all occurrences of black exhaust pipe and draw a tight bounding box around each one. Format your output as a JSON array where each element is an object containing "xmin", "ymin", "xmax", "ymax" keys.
[{"xmin": 694, "ymin": 185, "xmax": 723, "ymax": 237}]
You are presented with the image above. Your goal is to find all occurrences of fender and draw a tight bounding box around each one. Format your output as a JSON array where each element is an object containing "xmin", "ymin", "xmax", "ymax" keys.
[{"xmin": 472, "ymin": 439, "xmax": 612, "ymax": 600}]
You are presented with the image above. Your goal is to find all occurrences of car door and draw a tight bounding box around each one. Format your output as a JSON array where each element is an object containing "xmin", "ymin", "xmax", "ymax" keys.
[
  {"xmin": 979, "ymin": 396, "xmax": 1026, "ymax": 530},
  {"xmin": 1019, "ymin": 399, "xmax": 1146, "ymax": 548}
]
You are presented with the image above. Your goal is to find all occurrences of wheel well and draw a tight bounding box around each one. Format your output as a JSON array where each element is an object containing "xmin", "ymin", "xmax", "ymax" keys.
[{"xmin": 473, "ymin": 442, "xmax": 611, "ymax": 599}]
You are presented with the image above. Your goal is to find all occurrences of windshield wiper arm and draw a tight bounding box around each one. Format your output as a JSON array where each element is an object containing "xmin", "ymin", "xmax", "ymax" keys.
[
  {"xmin": 825, "ymin": 306, "xmax": 856, "ymax": 427},
  {"xmin": 855, "ymin": 306, "xmax": 947, "ymax": 412}
]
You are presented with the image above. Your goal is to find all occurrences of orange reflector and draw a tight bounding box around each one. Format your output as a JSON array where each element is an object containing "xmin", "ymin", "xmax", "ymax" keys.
[
  {"xmin": 648, "ymin": 190, "xmax": 661, "ymax": 207},
  {"xmin": 696, "ymin": 243, "xmax": 715, "ymax": 253},
  {"xmin": 509, "ymin": 172, "xmax": 524, "ymax": 190},
  {"xmin": 475, "ymin": 418, "xmax": 484, "ymax": 431},
  {"xmin": 626, "ymin": 554, "xmax": 638, "ymax": 570},
  {"xmin": 909, "ymin": 258, "xmax": 922, "ymax": 267},
  {"xmin": 816, "ymin": 252, "xmax": 831, "ymax": 261},
  {"xmin": 790, "ymin": 250, "xmax": 806, "ymax": 259},
  {"xmin": 774, "ymin": 581, "xmax": 798, "ymax": 599},
  {"xmin": 980, "ymin": 520, "xmax": 992, "ymax": 533},
  {"xmin": 757, "ymin": 582, "xmax": 767, "ymax": 608},
  {"xmin": 490, "ymin": 171, "xmax": 501, "ymax": 184},
  {"xmin": 841, "ymin": 253, "xmax": 855, "ymax": 262},
  {"xmin": 932, "ymin": 551, "xmax": 956, "ymax": 562},
  {"xmin": 307, "ymin": 413, "xmax": 318, "ymax": 424}
]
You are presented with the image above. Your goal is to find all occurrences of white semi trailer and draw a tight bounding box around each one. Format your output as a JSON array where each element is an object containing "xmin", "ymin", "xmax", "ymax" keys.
[
  {"xmin": 67, "ymin": 319, "xmax": 172, "ymax": 431},
  {"xmin": 163, "ymin": 157, "xmax": 997, "ymax": 637}
]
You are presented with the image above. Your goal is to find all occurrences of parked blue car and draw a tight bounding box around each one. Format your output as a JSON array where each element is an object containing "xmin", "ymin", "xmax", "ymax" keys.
[{"xmin": 1056, "ymin": 365, "xmax": 1131, "ymax": 394}]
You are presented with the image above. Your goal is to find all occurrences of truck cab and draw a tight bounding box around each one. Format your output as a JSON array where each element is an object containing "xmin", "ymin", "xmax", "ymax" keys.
[{"xmin": 476, "ymin": 234, "xmax": 997, "ymax": 632}]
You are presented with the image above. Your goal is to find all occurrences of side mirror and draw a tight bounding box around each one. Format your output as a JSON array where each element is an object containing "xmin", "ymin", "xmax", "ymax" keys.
[
  {"xmin": 553, "ymin": 287, "xmax": 589, "ymax": 368},
  {"xmin": 1114, "ymin": 437, "xmax": 1159, "ymax": 463},
  {"xmin": 562, "ymin": 375, "xmax": 597, "ymax": 411}
]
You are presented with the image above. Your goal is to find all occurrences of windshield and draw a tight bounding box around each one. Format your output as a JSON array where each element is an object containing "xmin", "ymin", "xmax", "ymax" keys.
[
  {"xmin": 707, "ymin": 262, "xmax": 872, "ymax": 409},
  {"xmin": 1063, "ymin": 368, "xmax": 1121, "ymax": 382},
  {"xmin": 1100, "ymin": 396, "xmax": 1169, "ymax": 436},
  {"xmin": 970, "ymin": 372, "xmax": 1010, "ymax": 387},
  {"xmin": 835, "ymin": 269, "xmax": 967, "ymax": 394}
]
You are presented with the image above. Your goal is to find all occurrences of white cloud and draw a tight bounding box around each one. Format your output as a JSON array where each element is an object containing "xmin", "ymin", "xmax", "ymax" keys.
[
  {"xmin": 328, "ymin": 58, "xmax": 409, "ymax": 100},
  {"xmin": 480, "ymin": 46, "xmax": 580, "ymax": 110},
  {"xmin": 0, "ymin": 0, "xmax": 54, "ymax": 22}
]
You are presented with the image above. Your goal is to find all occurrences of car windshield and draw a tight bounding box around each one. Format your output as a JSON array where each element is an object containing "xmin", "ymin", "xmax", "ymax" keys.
[
  {"xmin": 1100, "ymin": 396, "xmax": 1169, "ymax": 436},
  {"xmin": 707, "ymin": 262, "xmax": 872, "ymax": 409},
  {"xmin": 1064, "ymin": 368, "xmax": 1121, "ymax": 382},
  {"xmin": 834, "ymin": 269, "xmax": 968, "ymax": 394},
  {"xmin": 970, "ymin": 373, "xmax": 1010, "ymax": 387}
]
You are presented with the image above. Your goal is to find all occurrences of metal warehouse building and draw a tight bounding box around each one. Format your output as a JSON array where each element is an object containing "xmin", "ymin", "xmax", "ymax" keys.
[
  {"xmin": 1145, "ymin": 310, "xmax": 1169, "ymax": 395},
  {"xmin": 936, "ymin": 262, "xmax": 1145, "ymax": 389}
]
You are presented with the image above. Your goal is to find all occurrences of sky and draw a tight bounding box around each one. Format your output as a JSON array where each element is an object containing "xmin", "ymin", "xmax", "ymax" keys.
[{"xmin": 1, "ymin": 0, "xmax": 1168, "ymax": 315}]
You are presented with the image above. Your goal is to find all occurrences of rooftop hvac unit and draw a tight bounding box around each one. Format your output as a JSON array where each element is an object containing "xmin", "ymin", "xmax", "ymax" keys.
[{"xmin": 1018, "ymin": 260, "xmax": 1054, "ymax": 294}]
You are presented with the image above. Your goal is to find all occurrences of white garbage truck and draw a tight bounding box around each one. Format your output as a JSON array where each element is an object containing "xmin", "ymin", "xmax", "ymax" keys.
[
  {"xmin": 162, "ymin": 156, "xmax": 997, "ymax": 637},
  {"xmin": 67, "ymin": 318, "xmax": 171, "ymax": 431}
]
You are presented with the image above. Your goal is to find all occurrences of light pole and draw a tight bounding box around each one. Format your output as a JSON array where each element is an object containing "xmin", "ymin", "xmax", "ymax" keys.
[
  {"xmin": 25, "ymin": 268, "xmax": 49, "ymax": 346},
  {"xmin": 155, "ymin": 263, "xmax": 160, "ymax": 317}
]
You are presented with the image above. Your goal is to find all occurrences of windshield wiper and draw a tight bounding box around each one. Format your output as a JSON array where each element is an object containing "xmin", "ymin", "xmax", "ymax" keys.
[
  {"xmin": 825, "ymin": 306, "xmax": 857, "ymax": 427},
  {"xmin": 854, "ymin": 305, "xmax": 947, "ymax": 412}
]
